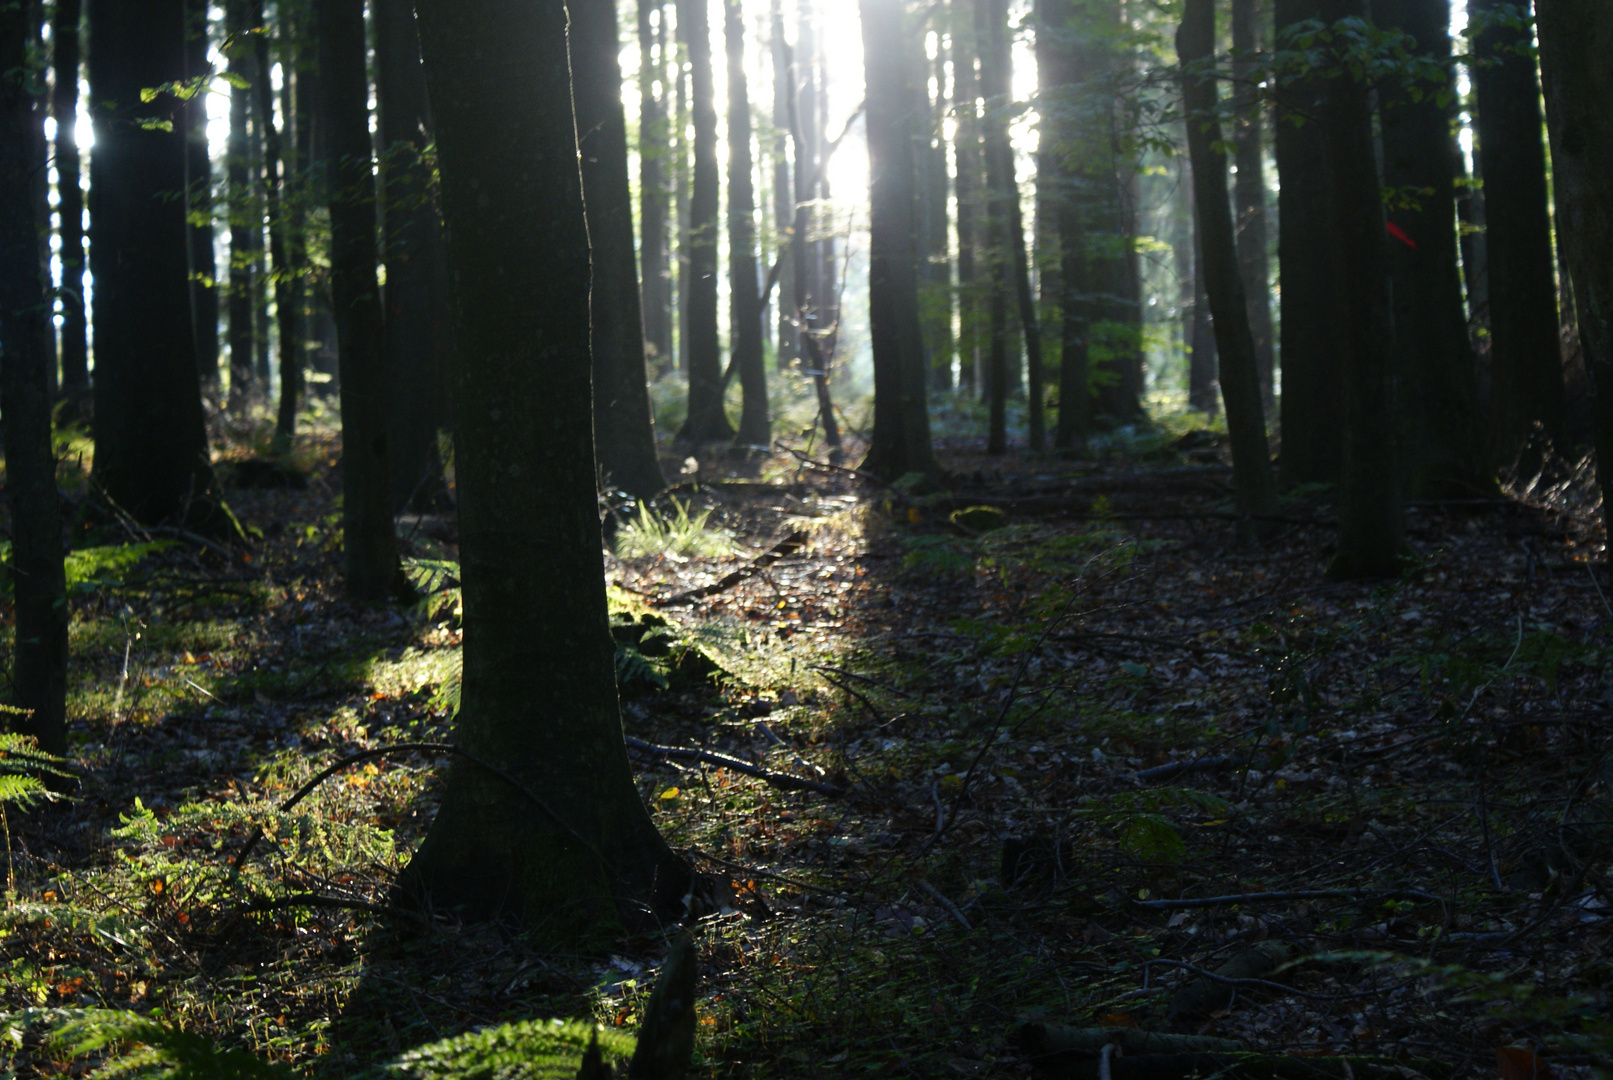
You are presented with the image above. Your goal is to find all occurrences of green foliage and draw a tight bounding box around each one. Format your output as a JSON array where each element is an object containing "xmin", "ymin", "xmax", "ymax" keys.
[
  {"xmin": 6, "ymin": 1008, "xmax": 297, "ymax": 1080},
  {"xmin": 0, "ymin": 541, "xmax": 174, "ymax": 599},
  {"xmin": 1078, "ymin": 786, "xmax": 1234, "ymax": 863},
  {"xmin": 403, "ymin": 558, "xmax": 462, "ymax": 623},
  {"xmin": 614, "ymin": 499, "xmax": 738, "ymax": 560},
  {"xmin": 0, "ymin": 726, "xmax": 73, "ymax": 810},
  {"xmin": 378, "ymin": 1019, "xmax": 635, "ymax": 1080}
]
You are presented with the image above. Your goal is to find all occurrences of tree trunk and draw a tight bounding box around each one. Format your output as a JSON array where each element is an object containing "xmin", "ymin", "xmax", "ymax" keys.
[
  {"xmin": 673, "ymin": 20, "xmax": 690, "ymax": 374},
  {"xmin": 977, "ymin": 0, "xmax": 1012, "ymax": 453},
  {"xmin": 675, "ymin": 0, "xmax": 732, "ymax": 445},
  {"xmin": 1471, "ymin": 0, "xmax": 1566, "ymax": 462},
  {"xmin": 53, "ymin": 0, "xmax": 87, "ymax": 399},
  {"xmin": 401, "ymin": 0, "xmax": 691, "ymax": 938},
  {"xmin": 724, "ymin": 0, "xmax": 770, "ymax": 451},
  {"xmin": 1184, "ymin": 161, "xmax": 1219, "ymax": 415},
  {"xmin": 87, "ymin": 0, "xmax": 225, "ymax": 529},
  {"xmin": 317, "ymin": 0, "xmax": 399, "ymax": 602},
  {"xmin": 1273, "ymin": 0, "xmax": 1343, "ymax": 485},
  {"xmin": 251, "ymin": 10, "xmax": 298, "ymax": 455},
  {"xmin": 639, "ymin": 0, "xmax": 673, "ymax": 368},
  {"xmin": 225, "ymin": 0, "xmax": 256, "ymax": 408},
  {"xmin": 953, "ymin": 0, "xmax": 984, "ymax": 396},
  {"xmin": 249, "ymin": 0, "xmax": 270, "ymax": 388},
  {"xmin": 273, "ymin": 13, "xmax": 306, "ymax": 450},
  {"xmin": 1, "ymin": 0, "xmax": 68, "ymax": 755},
  {"xmin": 918, "ymin": 9, "xmax": 955, "ymax": 392},
  {"xmin": 375, "ymin": 0, "xmax": 453, "ymax": 510},
  {"xmin": 1376, "ymin": 0, "xmax": 1489, "ymax": 497},
  {"xmin": 769, "ymin": 0, "xmax": 796, "ymax": 371},
  {"xmin": 1178, "ymin": 0, "xmax": 1278, "ymax": 536},
  {"xmin": 1535, "ymin": 0, "xmax": 1613, "ymax": 544},
  {"xmin": 1230, "ymin": 0, "xmax": 1274, "ymax": 407},
  {"xmin": 860, "ymin": 0, "xmax": 938, "ymax": 481},
  {"xmin": 573, "ymin": 0, "xmax": 669, "ymax": 495},
  {"xmin": 1040, "ymin": 0, "xmax": 1087, "ymax": 452},
  {"xmin": 185, "ymin": 0, "xmax": 219, "ymax": 392},
  {"xmin": 1318, "ymin": 0, "xmax": 1406, "ymax": 579}
]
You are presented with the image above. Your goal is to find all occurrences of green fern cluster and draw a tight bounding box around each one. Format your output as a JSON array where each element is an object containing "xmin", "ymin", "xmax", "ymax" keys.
[
  {"xmin": 613, "ymin": 499, "xmax": 737, "ymax": 561},
  {"xmin": 0, "ymin": 721, "xmax": 73, "ymax": 810}
]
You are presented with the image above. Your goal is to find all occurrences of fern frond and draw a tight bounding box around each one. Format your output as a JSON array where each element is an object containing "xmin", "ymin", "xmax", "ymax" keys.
[
  {"xmin": 0, "ymin": 773, "xmax": 54, "ymax": 809},
  {"xmin": 22, "ymin": 1008, "xmax": 296, "ymax": 1080},
  {"xmin": 381, "ymin": 1018, "xmax": 635, "ymax": 1080}
]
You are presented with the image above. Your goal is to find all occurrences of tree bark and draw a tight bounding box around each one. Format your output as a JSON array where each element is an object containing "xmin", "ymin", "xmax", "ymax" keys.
[
  {"xmin": 675, "ymin": 0, "xmax": 732, "ymax": 445},
  {"xmin": 1376, "ymin": 0, "xmax": 1489, "ymax": 497},
  {"xmin": 1230, "ymin": 0, "xmax": 1274, "ymax": 407},
  {"xmin": 918, "ymin": 8, "xmax": 955, "ymax": 392},
  {"xmin": 860, "ymin": 0, "xmax": 938, "ymax": 482},
  {"xmin": 87, "ymin": 0, "xmax": 225, "ymax": 529},
  {"xmin": 724, "ymin": 0, "xmax": 770, "ymax": 450},
  {"xmin": 572, "ymin": 0, "xmax": 669, "ymax": 495},
  {"xmin": 225, "ymin": 0, "xmax": 256, "ymax": 408},
  {"xmin": 275, "ymin": 26, "xmax": 311, "ymax": 448},
  {"xmin": 1535, "ymin": 0, "xmax": 1613, "ymax": 543},
  {"xmin": 184, "ymin": 0, "xmax": 219, "ymax": 392},
  {"xmin": 1318, "ymin": 0, "xmax": 1406, "ymax": 579},
  {"xmin": 769, "ymin": 0, "xmax": 796, "ymax": 371},
  {"xmin": 52, "ymin": 0, "xmax": 87, "ymax": 398},
  {"xmin": 1184, "ymin": 160, "xmax": 1219, "ymax": 415},
  {"xmin": 1273, "ymin": 0, "xmax": 1343, "ymax": 485},
  {"xmin": 1, "ymin": 0, "xmax": 68, "ymax": 755},
  {"xmin": 953, "ymin": 0, "xmax": 984, "ymax": 395},
  {"xmin": 1178, "ymin": 0, "xmax": 1278, "ymax": 537},
  {"xmin": 251, "ymin": 10, "xmax": 298, "ymax": 457},
  {"xmin": 977, "ymin": 0, "xmax": 1012, "ymax": 453},
  {"xmin": 401, "ymin": 0, "xmax": 690, "ymax": 938},
  {"xmin": 1470, "ymin": 0, "xmax": 1565, "ymax": 462},
  {"xmin": 639, "ymin": 0, "xmax": 673, "ymax": 368},
  {"xmin": 375, "ymin": 0, "xmax": 454, "ymax": 510},
  {"xmin": 317, "ymin": 0, "xmax": 399, "ymax": 602}
]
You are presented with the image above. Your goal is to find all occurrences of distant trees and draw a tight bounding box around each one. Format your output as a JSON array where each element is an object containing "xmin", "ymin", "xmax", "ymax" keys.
[
  {"xmin": 52, "ymin": 0, "xmax": 86, "ymax": 401},
  {"xmin": 725, "ymin": 0, "xmax": 770, "ymax": 451}
]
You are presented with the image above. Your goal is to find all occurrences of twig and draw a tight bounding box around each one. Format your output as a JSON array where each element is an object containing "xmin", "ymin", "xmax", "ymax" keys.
[
  {"xmin": 650, "ymin": 530, "xmax": 808, "ymax": 606},
  {"xmin": 917, "ymin": 879, "xmax": 972, "ymax": 931},
  {"xmin": 623, "ymin": 736, "xmax": 843, "ymax": 796},
  {"xmin": 1144, "ymin": 958, "xmax": 1415, "ymax": 1002},
  {"xmin": 809, "ymin": 664, "xmax": 914, "ymax": 699},
  {"xmin": 1133, "ymin": 755, "xmax": 1252, "ymax": 784},
  {"xmin": 1133, "ymin": 888, "xmax": 1444, "ymax": 910},
  {"xmin": 686, "ymin": 847, "xmax": 847, "ymax": 896}
]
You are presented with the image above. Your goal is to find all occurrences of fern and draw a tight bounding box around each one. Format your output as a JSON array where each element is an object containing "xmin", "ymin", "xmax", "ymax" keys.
[
  {"xmin": 379, "ymin": 1018, "xmax": 635, "ymax": 1080},
  {"xmin": 12, "ymin": 1008, "xmax": 297, "ymax": 1080},
  {"xmin": 403, "ymin": 558, "xmax": 462, "ymax": 622},
  {"xmin": 0, "ymin": 726, "xmax": 73, "ymax": 808}
]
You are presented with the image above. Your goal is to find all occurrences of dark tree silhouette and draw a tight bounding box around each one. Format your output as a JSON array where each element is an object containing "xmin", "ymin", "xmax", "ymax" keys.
[
  {"xmin": 860, "ymin": 0, "xmax": 938, "ymax": 481},
  {"xmin": 184, "ymin": 0, "xmax": 219, "ymax": 390},
  {"xmin": 275, "ymin": 21, "xmax": 311, "ymax": 447},
  {"xmin": 976, "ymin": 0, "xmax": 1013, "ymax": 452},
  {"xmin": 952, "ymin": 0, "xmax": 985, "ymax": 394},
  {"xmin": 1471, "ymin": 0, "xmax": 1566, "ymax": 460},
  {"xmin": 402, "ymin": 0, "xmax": 690, "ymax": 937},
  {"xmin": 52, "ymin": 0, "xmax": 87, "ymax": 399},
  {"xmin": 724, "ymin": 0, "xmax": 770, "ymax": 450},
  {"xmin": 1178, "ymin": 0, "xmax": 1277, "ymax": 537},
  {"xmin": 317, "ymin": 0, "xmax": 399, "ymax": 602},
  {"xmin": 1273, "ymin": 0, "xmax": 1343, "ymax": 485},
  {"xmin": 375, "ymin": 0, "xmax": 454, "ymax": 510},
  {"xmin": 573, "ymin": 0, "xmax": 667, "ymax": 496},
  {"xmin": 916, "ymin": 6, "xmax": 955, "ymax": 391},
  {"xmin": 87, "ymin": 0, "xmax": 225, "ymax": 529},
  {"xmin": 1377, "ymin": 0, "xmax": 1488, "ymax": 497},
  {"xmin": 639, "ymin": 0, "xmax": 673, "ymax": 367},
  {"xmin": 770, "ymin": 1, "xmax": 796, "ymax": 371},
  {"xmin": 675, "ymin": 0, "xmax": 733, "ymax": 445},
  {"xmin": 1185, "ymin": 168, "xmax": 1219, "ymax": 415},
  {"xmin": 1, "ymin": 0, "xmax": 67, "ymax": 755},
  {"xmin": 224, "ymin": 0, "xmax": 256, "ymax": 407},
  {"xmin": 1535, "ymin": 0, "xmax": 1613, "ymax": 540},
  {"xmin": 1230, "ymin": 0, "xmax": 1274, "ymax": 405}
]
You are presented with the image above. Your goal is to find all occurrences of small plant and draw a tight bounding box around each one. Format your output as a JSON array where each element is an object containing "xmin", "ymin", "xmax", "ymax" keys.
[
  {"xmin": 613, "ymin": 499, "xmax": 737, "ymax": 560},
  {"xmin": 0, "ymin": 720, "xmax": 73, "ymax": 892}
]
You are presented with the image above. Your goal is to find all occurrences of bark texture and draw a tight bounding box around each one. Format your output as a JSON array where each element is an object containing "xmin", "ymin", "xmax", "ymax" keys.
[
  {"xmin": 52, "ymin": 0, "xmax": 87, "ymax": 397},
  {"xmin": 639, "ymin": 0, "xmax": 673, "ymax": 368},
  {"xmin": 184, "ymin": 0, "xmax": 218, "ymax": 390},
  {"xmin": 1, "ymin": 0, "xmax": 68, "ymax": 754},
  {"xmin": 225, "ymin": 0, "xmax": 256, "ymax": 407},
  {"xmin": 401, "ymin": 0, "xmax": 690, "ymax": 937},
  {"xmin": 724, "ymin": 0, "xmax": 770, "ymax": 450},
  {"xmin": 1230, "ymin": 0, "xmax": 1274, "ymax": 405}
]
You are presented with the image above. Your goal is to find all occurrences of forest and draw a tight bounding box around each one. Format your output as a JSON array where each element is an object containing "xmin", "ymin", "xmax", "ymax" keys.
[{"xmin": 2, "ymin": 0, "xmax": 1613, "ymax": 1075}]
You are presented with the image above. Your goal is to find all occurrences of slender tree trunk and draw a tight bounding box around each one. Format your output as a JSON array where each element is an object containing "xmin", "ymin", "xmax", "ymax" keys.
[
  {"xmin": 1, "ymin": 0, "xmax": 68, "ymax": 755},
  {"xmin": 274, "ymin": 14, "xmax": 306, "ymax": 450},
  {"xmin": 673, "ymin": 25, "xmax": 691, "ymax": 374},
  {"xmin": 87, "ymin": 0, "xmax": 226, "ymax": 529},
  {"xmin": 977, "ymin": 0, "xmax": 1012, "ymax": 452},
  {"xmin": 52, "ymin": 0, "xmax": 87, "ymax": 399},
  {"xmin": 639, "ymin": 0, "xmax": 673, "ymax": 368},
  {"xmin": 1230, "ymin": 0, "xmax": 1274, "ymax": 406},
  {"xmin": 860, "ymin": 0, "xmax": 938, "ymax": 481},
  {"xmin": 1179, "ymin": 0, "xmax": 1278, "ymax": 536},
  {"xmin": 249, "ymin": 0, "xmax": 270, "ymax": 388},
  {"xmin": 184, "ymin": 0, "xmax": 219, "ymax": 392},
  {"xmin": 375, "ymin": 0, "xmax": 453, "ymax": 510},
  {"xmin": 573, "ymin": 0, "xmax": 668, "ymax": 495},
  {"xmin": 1184, "ymin": 160, "xmax": 1219, "ymax": 415},
  {"xmin": 1377, "ymin": 0, "xmax": 1489, "ymax": 496},
  {"xmin": 725, "ymin": 0, "xmax": 769, "ymax": 450},
  {"xmin": 251, "ymin": 11, "xmax": 298, "ymax": 454},
  {"xmin": 1471, "ymin": 0, "xmax": 1566, "ymax": 462},
  {"xmin": 921, "ymin": 15, "xmax": 955, "ymax": 391},
  {"xmin": 401, "ymin": 0, "xmax": 691, "ymax": 938},
  {"xmin": 953, "ymin": 0, "xmax": 984, "ymax": 396},
  {"xmin": 1535, "ymin": 0, "xmax": 1613, "ymax": 544},
  {"xmin": 675, "ymin": 0, "xmax": 732, "ymax": 445},
  {"xmin": 1318, "ymin": 0, "xmax": 1406, "ymax": 578},
  {"xmin": 225, "ymin": 0, "xmax": 256, "ymax": 408},
  {"xmin": 770, "ymin": 0, "xmax": 796, "ymax": 371},
  {"xmin": 1273, "ymin": 0, "xmax": 1343, "ymax": 485},
  {"xmin": 318, "ymin": 0, "xmax": 399, "ymax": 602},
  {"xmin": 1041, "ymin": 0, "xmax": 1086, "ymax": 452}
]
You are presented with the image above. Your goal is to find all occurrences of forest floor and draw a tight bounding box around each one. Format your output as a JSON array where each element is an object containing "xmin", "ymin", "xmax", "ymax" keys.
[{"xmin": 3, "ymin": 411, "xmax": 1613, "ymax": 1079}]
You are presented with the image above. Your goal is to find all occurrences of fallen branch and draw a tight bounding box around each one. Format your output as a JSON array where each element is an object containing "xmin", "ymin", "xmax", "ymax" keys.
[
  {"xmin": 1133, "ymin": 755, "xmax": 1253, "ymax": 783},
  {"xmin": 916, "ymin": 879, "xmax": 972, "ymax": 931},
  {"xmin": 623, "ymin": 736, "xmax": 844, "ymax": 797},
  {"xmin": 1134, "ymin": 888, "xmax": 1445, "ymax": 910},
  {"xmin": 651, "ymin": 530, "xmax": 808, "ymax": 606},
  {"xmin": 1032, "ymin": 1052, "xmax": 1452, "ymax": 1080}
]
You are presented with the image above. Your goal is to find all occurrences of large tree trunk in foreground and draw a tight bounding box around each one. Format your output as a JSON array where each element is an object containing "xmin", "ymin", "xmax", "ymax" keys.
[
  {"xmin": 375, "ymin": 0, "xmax": 454, "ymax": 510},
  {"xmin": 675, "ymin": 0, "xmax": 733, "ymax": 445},
  {"xmin": 639, "ymin": 0, "xmax": 673, "ymax": 369},
  {"xmin": 1, "ymin": 0, "xmax": 68, "ymax": 755},
  {"xmin": 860, "ymin": 0, "xmax": 938, "ymax": 482},
  {"xmin": 724, "ymin": 0, "xmax": 770, "ymax": 451},
  {"xmin": 1179, "ymin": 0, "xmax": 1278, "ymax": 537},
  {"xmin": 1318, "ymin": 0, "xmax": 1405, "ymax": 579},
  {"xmin": 1230, "ymin": 0, "xmax": 1274, "ymax": 407},
  {"xmin": 1377, "ymin": 0, "xmax": 1488, "ymax": 497},
  {"xmin": 573, "ymin": 0, "xmax": 667, "ymax": 495},
  {"xmin": 53, "ymin": 0, "xmax": 88, "ymax": 399},
  {"xmin": 1273, "ymin": 0, "xmax": 1343, "ymax": 486},
  {"xmin": 1535, "ymin": 0, "xmax": 1613, "ymax": 544},
  {"xmin": 87, "ymin": 0, "xmax": 225, "ymax": 529},
  {"xmin": 318, "ymin": 0, "xmax": 399, "ymax": 602},
  {"xmin": 1471, "ymin": 0, "xmax": 1565, "ymax": 461},
  {"xmin": 402, "ymin": 0, "xmax": 690, "ymax": 938}
]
